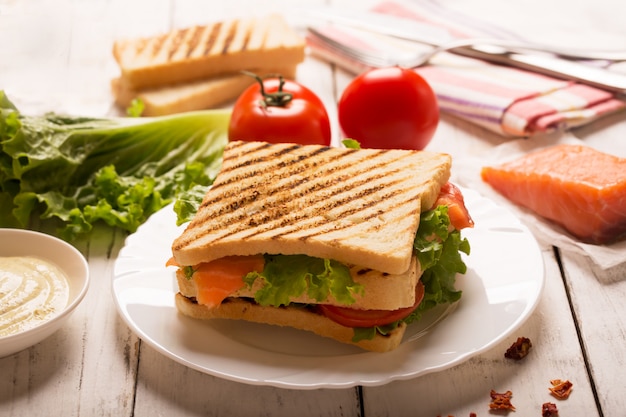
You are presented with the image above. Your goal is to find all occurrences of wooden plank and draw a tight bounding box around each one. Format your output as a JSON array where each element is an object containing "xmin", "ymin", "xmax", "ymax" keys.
[
  {"xmin": 74, "ymin": 227, "xmax": 139, "ymax": 416},
  {"xmin": 132, "ymin": 344, "xmax": 361, "ymax": 417},
  {"xmin": 559, "ymin": 251, "xmax": 626, "ymax": 416}
]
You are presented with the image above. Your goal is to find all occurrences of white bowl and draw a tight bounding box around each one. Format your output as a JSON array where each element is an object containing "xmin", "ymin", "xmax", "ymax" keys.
[{"xmin": 0, "ymin": 228, "xmax": 90, "ymax": 357}]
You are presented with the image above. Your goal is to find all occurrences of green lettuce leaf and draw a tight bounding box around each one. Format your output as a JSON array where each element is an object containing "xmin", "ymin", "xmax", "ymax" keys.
[
  {"xmin": 244, "ymin": 254, "xmax": 364, "ymax": 307},
  {"xmin": 0, "ymin": 91, "xmax": 229, "ymax": 239},
  {"xmin": 341, "ymin": 139, "xmax": 361, "ymax": 149},
  {"xmin": 172, "ymin": 182, "xmax": 211, "ymax": 226},
  {"xmin": 412, "ymin": 205, "xmax": 470, "ymax": 313}
]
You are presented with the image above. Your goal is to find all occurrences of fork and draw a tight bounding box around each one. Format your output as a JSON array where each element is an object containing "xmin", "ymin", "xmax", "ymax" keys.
[
  {"xmin": 307, "ymin": 27, "xmax": 626, "ymax": 94},
  {"xmin": 308, "ymin": 27, "xmax": 476, "ymax": 68}
]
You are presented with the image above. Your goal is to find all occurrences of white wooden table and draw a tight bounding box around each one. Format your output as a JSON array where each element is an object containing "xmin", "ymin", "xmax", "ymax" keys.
[{"xmin": 1, "ymin": 0, "xmax": 625, "ymax": 416}]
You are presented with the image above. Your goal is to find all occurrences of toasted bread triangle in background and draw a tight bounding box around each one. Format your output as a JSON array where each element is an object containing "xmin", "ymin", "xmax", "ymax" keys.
[
  {"xmin": 110, "ymin": 66, "xmax": 297, "ymax": 116},
  {"xmin": 112, "ymin": 14, "xmax": 305, "ymax": 90}
]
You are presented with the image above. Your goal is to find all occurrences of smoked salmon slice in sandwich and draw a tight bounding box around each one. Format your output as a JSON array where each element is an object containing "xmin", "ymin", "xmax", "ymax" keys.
[{"xmin": 168, "ymin": 141, "xmax": 473, "ymax": 352}]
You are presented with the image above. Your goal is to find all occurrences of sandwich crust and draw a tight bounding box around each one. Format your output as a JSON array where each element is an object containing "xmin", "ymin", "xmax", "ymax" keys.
[
  {"xmin": 110, "ymin": 66, "xmax": 297, "ymax": 116},
  {"xmin": 175, "ymin": 293, "xmax": 406, "ymax": 353},
  {"xmin": 172, "ymin": 141, "xmax": 451, "ymax": 274}
]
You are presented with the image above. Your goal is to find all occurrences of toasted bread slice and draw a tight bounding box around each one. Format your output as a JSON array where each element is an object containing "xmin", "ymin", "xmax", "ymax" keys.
[
  {"xmin": 111, "ymin": 66, "xmax": 297, "ymax": 116},
  {"xmin": 172, "ymin": 141, "xmax": 451, "ymax": 274},
  {"xmin": 113, "ymin": 14, "xmax": 305, "ymax": 89},
  {"xmin": 176, "ymin": 255, "xmax": 420, "ymax": 310},
  {"xmin": 175, "ymin": 293, "xmax": 406, "ymax": 352}
]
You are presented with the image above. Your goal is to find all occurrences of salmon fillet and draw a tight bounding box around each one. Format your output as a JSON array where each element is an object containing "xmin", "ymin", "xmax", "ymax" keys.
[{"xmin": 481, "ymin": 144, "xmax": 626, "ymax": 244}]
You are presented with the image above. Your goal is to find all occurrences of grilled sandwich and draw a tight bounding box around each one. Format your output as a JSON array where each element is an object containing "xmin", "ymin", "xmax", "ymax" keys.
[
  {"xmin": 168, "ymin": 141, "xmax": 473, "ymax": 352},
  {"xmin": 112, "ymin": 14, "xmax": 305, "ymax": 90}
]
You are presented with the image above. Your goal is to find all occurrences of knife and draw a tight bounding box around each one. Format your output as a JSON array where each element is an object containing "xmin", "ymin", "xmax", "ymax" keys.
[
  {"xmin": 300, "ymin": 7, "xmax": 626, "ymax": 95},
  {"xmin": 445, "ymin": 44, "xmax": 626, "ymax": 95}
]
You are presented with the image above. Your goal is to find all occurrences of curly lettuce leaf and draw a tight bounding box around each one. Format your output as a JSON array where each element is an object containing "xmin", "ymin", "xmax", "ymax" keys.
[
  {"xmin": 0, "ymin": 91, "xmax": 229, "ymax": 239},
  {"xmin": 172, "ymin": 183, "xmax": 210, "ymax": 226},
  {"xmin": 244, "ymin": 254, "xmax": 364, "ymax": 307},
  {"xmin": 412, "ymin": 206, "xmax": 470, "ymax": 312}
]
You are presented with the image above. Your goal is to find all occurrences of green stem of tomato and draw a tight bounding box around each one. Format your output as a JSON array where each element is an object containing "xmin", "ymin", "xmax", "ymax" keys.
[{"xmin": 242, "ymin": 71, "xmax": 293, "ymax": 108}]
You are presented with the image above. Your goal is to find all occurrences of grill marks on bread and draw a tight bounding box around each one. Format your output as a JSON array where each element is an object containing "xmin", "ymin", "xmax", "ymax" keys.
[
  {"xmin": 190, "ymin": 143, "xmax": 415, "ymax": 237},
  {"xmin": 200, "ymin": 143, "xmax": 418, "ymax": 242},
  {"xmin": 112, "ymin": 14, "xmax": 305, "ymax": 89},
  {"xmin": 131, "ymin": 20, "xmax": 248, "ymax": 64},
  {"xmin": 172, "ymin": 141, "xmax": 452, "ymax": 274}
]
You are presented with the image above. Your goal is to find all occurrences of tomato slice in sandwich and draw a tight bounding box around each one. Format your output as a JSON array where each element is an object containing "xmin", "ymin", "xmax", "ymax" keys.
[
  {"xmin": 318, "ymin": 281, "xmax": 425, "ymax": 328},
  {"xmin": 433, "ymin": 182, "xmax": 474, "ymax": 230}
]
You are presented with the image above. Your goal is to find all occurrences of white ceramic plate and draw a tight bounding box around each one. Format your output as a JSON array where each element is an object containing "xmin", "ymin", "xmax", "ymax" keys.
[
  {"xmin": 112, "ymin": 189, "xmax": 544, "ymax": 389},
  {"xmin": 0, "ymin": 229, "xmax": 90, "ymax": 358}
]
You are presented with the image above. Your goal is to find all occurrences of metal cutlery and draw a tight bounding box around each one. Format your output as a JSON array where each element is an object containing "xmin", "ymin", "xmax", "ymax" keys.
[
  {"xmin": 302, "ymin": 7, "xmax": 626, "ymax": 63},
  {"xmin": 307, "ymin": 27, "xmax": 626, "ymax": 95}
]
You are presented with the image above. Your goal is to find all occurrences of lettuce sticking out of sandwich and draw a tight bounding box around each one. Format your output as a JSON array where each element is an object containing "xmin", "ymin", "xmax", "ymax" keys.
[{"xmin": 168, "ymin": 141, "xmax": 473, "ymax": 353}]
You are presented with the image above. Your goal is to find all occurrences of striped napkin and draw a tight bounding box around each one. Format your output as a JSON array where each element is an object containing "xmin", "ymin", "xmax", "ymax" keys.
[{"xmin": 307, "ymin": 1, "xmax": 625, "ymax": 137}]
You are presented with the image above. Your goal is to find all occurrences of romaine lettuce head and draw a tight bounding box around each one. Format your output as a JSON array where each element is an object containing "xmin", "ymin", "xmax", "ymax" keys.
[{"xmin": 0, "ymin": 91, "xmax": 229, "ymax": 240}]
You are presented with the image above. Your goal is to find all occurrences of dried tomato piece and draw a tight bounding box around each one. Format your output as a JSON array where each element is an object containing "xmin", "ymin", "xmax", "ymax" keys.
[
  {"xmin": 549, "ymin": 379, "xmax": 573, "ymax": 399},
  {"xmin": 542, "ymin": 402, "xmax": 559, "ymax": 417},
  {"xmin": 489, "ymin": 390, "xmax": 516, "ymax": 411},
  {"xmin": 504, "ymin": 336, "xmax": 532, "ymax": 360}
]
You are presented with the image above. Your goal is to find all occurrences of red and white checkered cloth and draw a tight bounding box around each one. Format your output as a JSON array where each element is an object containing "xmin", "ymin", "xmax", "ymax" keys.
[{"xmin": 307, "ymin": 1, "xmax": 626, "ymax": 137}]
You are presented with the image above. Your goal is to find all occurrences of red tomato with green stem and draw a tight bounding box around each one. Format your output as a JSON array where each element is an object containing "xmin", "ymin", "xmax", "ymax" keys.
[
  {"xmin": 338, "ymin": 66, "xmax": 439, "ymax": 150},
  {"xmin": 228, "ymin": 73, "xmax": 331, "ymax": 146}
]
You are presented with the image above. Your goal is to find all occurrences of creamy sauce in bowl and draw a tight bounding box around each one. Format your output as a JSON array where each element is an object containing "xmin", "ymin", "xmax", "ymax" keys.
[{"xmin": 0, "ymin": 256, "xmax": 70, "ymax": 337}]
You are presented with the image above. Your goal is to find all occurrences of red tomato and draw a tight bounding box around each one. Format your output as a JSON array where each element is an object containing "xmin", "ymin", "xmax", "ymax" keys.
[
  {"xmin": 433, "ymin": 182, "xmax": 474, "ymax": 230},
  {"xmin": 228, "ymin": 75, "xmax": 331, "ymax": 146},
  {"xmin": 338, "ymin": 66, "xmax": 439, "ymax": 150},
  {"xmin": 318, "ymin": 281, "xmax": 425, "ymax": 328}
]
